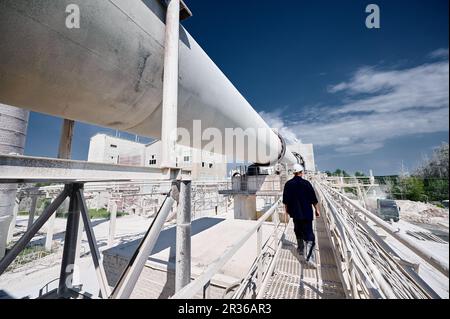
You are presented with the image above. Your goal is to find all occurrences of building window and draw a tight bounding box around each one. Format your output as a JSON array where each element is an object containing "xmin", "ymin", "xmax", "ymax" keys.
[
  {"xmin": 110, "ymin": 144, "xmax": 118, "ymax": 148},
  {"xmin": 209, "ymin": 163, "xmax": 213, "ymax": 169},
  {"xmin": 202, "ymin": 162, "xmax": 205, "ymax": 168},
  {"xmin": 184, "ymin": 156, "xmax": 190, "ymax": 163},
  {"xmin": 148, "ymin": 155, "xmax": 157, "ymax": 165}
]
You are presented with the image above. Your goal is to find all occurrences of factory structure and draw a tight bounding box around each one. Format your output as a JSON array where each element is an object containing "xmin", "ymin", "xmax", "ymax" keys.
[
  {"xmin": 0, "ymin": 0, "xmax": 447, "ymax": 301},
  {"xmin": 88, "ymin": 134, "xmax": 228, "ymax": 180},
  {"xmin": 87, "ymin": 133, "xmax": 316, "ymax": 180}
]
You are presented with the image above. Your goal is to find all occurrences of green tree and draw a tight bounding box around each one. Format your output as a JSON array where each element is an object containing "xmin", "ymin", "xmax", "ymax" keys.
[
  {"xmin": 401, "ymin": 177, "xmax": 426, "ymax": 201},
  {"xmin": 424, "ymin": 179, "xmax": 449, "ymax": 201}
]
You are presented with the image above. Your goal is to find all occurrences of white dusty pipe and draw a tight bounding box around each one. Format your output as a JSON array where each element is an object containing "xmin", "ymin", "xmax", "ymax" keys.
[{"xmin": 0, "ymin": 0, "xmax": 297, "ymax": 165}]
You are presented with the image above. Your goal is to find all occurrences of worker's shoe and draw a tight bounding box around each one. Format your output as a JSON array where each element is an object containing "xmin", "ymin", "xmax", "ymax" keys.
[{"xmin": 305, "ymin": 241, "xmax": 317, "ymax": 268}]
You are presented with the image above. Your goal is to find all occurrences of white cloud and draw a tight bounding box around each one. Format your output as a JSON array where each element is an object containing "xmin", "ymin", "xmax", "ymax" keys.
[
  {"xmin": 268, "ymin": 53, "xmax": 449, "ymax": 156},
  {"xmin": 429, "ymin": 48, "xmax": 449, "ymax": 59},
  {"xmin": 328, "ymin": 61, "xmax": 449, "ymax": 114},
  {"xmin": 259, "ymin": 109, "xmax": 300, "ymax": 145}
]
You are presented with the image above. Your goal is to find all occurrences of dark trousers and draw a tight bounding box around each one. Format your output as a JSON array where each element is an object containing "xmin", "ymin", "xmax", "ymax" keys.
[{"xmin": 293, "ymin": 219, "xmax": 315, "ymax": 243}]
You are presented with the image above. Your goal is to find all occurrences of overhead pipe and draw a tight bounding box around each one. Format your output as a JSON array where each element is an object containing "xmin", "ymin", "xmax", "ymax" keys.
[{"xmin": 0, "ymin": 0, "xmax": 297, "ymax": 166}]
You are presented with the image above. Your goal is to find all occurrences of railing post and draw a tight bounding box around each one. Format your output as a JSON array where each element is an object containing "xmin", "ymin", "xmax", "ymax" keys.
[
  {"xmin": 272, "ymin": 209, "xmax": 279, "ymax": 245},
  {"xmin": 257, "ymin": 226, "xmax": 263, "ymax": 289},
  {"xmin": 203, "ymin": 280, "xmax": 211, "ymax": 299}
]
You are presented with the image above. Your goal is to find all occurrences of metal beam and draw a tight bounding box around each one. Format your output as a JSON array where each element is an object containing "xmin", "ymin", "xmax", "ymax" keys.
[
  {"xmin": 77, "ymin": 188, "xmax": 112, "ymax": 299},
  {"xmin": 111, "ymin": 182, "xmax": 179, "ymax": 299},
  {"xmin": 0, "ymin": 155, "xmax": 164, "ymax": 183}
]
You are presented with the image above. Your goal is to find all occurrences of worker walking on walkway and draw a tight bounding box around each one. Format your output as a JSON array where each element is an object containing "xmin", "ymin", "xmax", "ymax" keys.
[{"xmin": 282, "ymin": 164, "xmax": 320, "ymax": 267}]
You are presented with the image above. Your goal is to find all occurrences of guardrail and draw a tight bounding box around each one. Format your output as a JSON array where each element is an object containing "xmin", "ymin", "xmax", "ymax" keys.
[
  {"xmin": 325, "ymin": 184, "xmax": 449, "ymax": 277},
  {"xmin": 315, "ymin": 181, "xmax": 435, "ymax": 299},
  {"xmin": 316, "ymin": 182, "xmax": 391, "ymax": 298},
  {"xmin": 171, "ymin": 199, "xmax": 284, "ymax": 299}
]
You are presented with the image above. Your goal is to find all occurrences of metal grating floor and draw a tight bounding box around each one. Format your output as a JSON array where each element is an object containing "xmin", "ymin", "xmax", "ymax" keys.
[{"xmin": 263, "ymin": 217, "xmax": 346, "ymax": 299}]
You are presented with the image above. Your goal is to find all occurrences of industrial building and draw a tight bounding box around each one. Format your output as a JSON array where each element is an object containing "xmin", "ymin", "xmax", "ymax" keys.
[{"xmin": 88, "ymin": 134, "xmax": 228, "ymax": 180}]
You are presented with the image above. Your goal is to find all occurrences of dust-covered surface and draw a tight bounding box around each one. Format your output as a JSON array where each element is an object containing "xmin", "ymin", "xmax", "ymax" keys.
[{"xmin": 396, "ymin": 200, "xmax": 449, "ymax": 227}]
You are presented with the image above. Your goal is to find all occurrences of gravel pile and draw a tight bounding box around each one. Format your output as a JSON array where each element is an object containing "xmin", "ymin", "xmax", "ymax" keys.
[{"xmin": 396, "ymin": 200, "xmax": 449, "ymax": 226}]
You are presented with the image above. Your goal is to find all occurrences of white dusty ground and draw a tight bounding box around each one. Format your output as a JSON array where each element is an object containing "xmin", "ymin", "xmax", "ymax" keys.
[
  {"xmin": 0, "ymin": 206, "xmax": 232, "ymax": 299},
  {"xmin": 397, "ymin": 200, "xmax": 449, "ymax": 228},
  {"xmin": 0, "ymin": 215, "xmax": 155, "ymax": 299}
]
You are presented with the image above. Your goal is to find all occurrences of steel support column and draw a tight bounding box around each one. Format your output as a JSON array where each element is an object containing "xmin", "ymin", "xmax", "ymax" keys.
[
  {"xmin": 175, "ymin": 180, "xmax": 191, "ymax": 292},
  {"xmin": 57, "ymin": 184, "xmax": 82, "ymax": 296},
  {"xmin": 160, "ymin": 0, "xmax": 180, "ymax": 169}
]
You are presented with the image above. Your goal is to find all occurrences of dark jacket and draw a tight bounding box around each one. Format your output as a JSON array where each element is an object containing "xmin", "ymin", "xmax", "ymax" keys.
[{"xmin": 282, "ymin": 176, "xmax": 318, "ymax": 220}]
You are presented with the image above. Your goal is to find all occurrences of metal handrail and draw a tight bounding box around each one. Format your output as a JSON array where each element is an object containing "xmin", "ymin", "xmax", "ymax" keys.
[
  {"xmin": 171, "ymin": 198, "xmax": 282, "ymax": 299},
  {"xmin": 319, "ymin": 185, "xmax": 394, "ymax": 298},
  {"xmin": 325, "ymin": 184, "xmax": 449, "ymax": 277},
  {"xmin": 317, "ymin": 181, "xmax": 435, "ymax": 299}
]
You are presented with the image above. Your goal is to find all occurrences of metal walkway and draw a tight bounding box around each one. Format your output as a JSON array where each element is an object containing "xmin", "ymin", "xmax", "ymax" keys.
[{"xmin": 263, "ymin": 217, "xmax": 346, "ymax": 299}]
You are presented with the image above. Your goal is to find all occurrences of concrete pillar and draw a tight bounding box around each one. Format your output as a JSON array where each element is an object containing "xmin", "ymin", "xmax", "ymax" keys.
[
  {"xmin": 108, "ymin": 202, "xmax": 118, "ymax": 247},
  {"xmin": 0, "ymin": 104, "xmax": 29, "ymax": 258},
  {"xmin": 6, "ymin": 198, "xmax": 20, "ymax": 244},
  {"xmin": 176, "ymin": 180, "xmax": 192, "ymax": 292},
  {"xmin": 45, "ymin": 197, "xmax": 56, "ymax": 251},
  {"xmin": 234, "ymin": 195, "xmax": 257, "ymax": 220},
  {"xmin": 160, "ymin": 0, "xmax": 180, "ymax": 169},
  {"xmin": 27, "ymin": 194, "xmax": 38, "ymax": 231}
]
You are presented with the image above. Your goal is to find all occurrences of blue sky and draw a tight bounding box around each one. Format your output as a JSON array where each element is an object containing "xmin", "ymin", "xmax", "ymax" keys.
[{"xmin": 25, "ymin": 0, "xmax": 449, "ymax": 175}]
